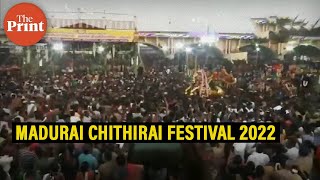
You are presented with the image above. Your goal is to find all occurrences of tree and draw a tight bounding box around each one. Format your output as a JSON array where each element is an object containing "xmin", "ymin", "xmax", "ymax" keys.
[
  {"xmin": 253, "ymin": 38, "xmax": 269, "ymax": 44},
  {"xmin": 139, "ymin": 43, "xmax": 165, "ymax": 68},
  {"xmin": 293, "ymin": 45, "xmax": 320, "ymax": 58},
  {"xmin": 268, "ymin": 17, "xmax": 301, "ymax": 55},
  {"xmin": 269, "ymin": 29, "xmax": 290, "ymax": 44},
  {"xmin": 309, "ymin": 27, "xmax": 320, "ymax": 36},
  {"xmin": 239, "ymin": 44, "xmax": 276, "ymax": 65}
]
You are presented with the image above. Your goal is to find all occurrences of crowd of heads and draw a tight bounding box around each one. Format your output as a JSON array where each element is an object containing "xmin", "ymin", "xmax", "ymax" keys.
[{"xmin": 0, "ymin": 63, "xmax": 319, "ymax": 180}]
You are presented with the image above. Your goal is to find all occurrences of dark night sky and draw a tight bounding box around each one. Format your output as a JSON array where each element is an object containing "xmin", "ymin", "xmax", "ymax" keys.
[{"xmin": 1, "ymin": 0, "xmax": 319, "ymax": 33}]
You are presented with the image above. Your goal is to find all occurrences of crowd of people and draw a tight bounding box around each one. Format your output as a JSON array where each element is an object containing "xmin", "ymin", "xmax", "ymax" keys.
[{"xmin": 0, "ymin": 62, "xmax": 320, "ymax": 180}]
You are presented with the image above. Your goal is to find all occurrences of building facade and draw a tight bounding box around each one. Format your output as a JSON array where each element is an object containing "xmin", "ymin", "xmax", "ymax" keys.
[{"xmin": 1, "ymin": 16, "xmax": 319, "ymax": 61}]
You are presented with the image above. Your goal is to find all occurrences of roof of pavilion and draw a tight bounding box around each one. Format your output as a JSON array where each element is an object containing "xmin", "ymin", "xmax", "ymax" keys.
[
  {"xmin": 138, "ymin": 31, "xmax": 256, "ymax": 39},
  {"xmin": 60, "ymin": 23, "xmax": 104, "ymax": 29}
]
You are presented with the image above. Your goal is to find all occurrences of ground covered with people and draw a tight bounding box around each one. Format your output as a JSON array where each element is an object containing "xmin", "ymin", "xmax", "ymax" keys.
[{"xmin": 0, "ymin": 66, "xmax": 320, "ymax": 180}]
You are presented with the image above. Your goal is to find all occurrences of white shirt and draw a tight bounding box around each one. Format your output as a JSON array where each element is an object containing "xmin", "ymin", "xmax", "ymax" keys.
[
  {"xmin": 83, "ymin": 116, "xmax": 92, "ymax": 123},
  {"xmin": 14, "ymin": 115, "xmax": 24, "ymax": 122},
  {"xmin": 70, "ymin": 116, "xmax": 81, "ymax": 123},
  {"xmin": 245, "ymin": 143, "xmax": 256, "ymax": 155},
  {"xmin": 285, "ymin": 147, "xmax": 299, "ymax": 160},
  {"xmin": 247, "ymin": 152, "xmax": 270, "ymax": 167},
  {"xmin": 233, "ymin": 143, "xmax": 247, "ymax": 160},
  {"xmin": 2, "ymin": 108, "xmax": 11, "ymax": 115},
  {"xmin": 0, "ymin": 155, "xmax": 13, "ymax": 172},
  {"xmin": 56, "ymin": 119, "xmax": 65, "ymax": 123}
]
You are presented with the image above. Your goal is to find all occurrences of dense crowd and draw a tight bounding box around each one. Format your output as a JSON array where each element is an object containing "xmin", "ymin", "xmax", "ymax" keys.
[{"xmin": 0, "ymin": 64, "xmax": 320, "ymax": 180}]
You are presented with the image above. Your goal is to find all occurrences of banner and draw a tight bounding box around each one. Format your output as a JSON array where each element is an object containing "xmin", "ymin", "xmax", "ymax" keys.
[
  {"xmin": 12, "ymin": 122, "xmax": 280, "ymax": 143},
  {"xmin": 45, "ymin": 28, "xmax": 137, "ymax": 42}
]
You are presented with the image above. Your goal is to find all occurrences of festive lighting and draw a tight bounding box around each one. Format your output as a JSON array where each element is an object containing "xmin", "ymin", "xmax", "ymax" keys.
[
  {"xmin": 175, "ymin": 42, "xmax": 184, "ymax": 49},
  {"xmin": 97, "ymin": 46, "xmax": 105, "ymax": 53},
  {"xmin": 185, "ymin": 47, "xmax": 192, "ymax": 53},
  {"xmin": 53, "ymin": 43, "xmax": 63, "ymax": 51}
]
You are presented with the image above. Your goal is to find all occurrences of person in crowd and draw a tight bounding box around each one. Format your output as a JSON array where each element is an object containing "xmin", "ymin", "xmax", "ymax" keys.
[
  {"xmin": 254, "ymin": 165, "xmax": 265, "ymax": 180},
  {"xmin": 0, "ymin": 155, "xmax": 13, "ymax": 180},
  {"xmin": 241, "ymin": 161, "xmax": 255, "ymax": 180},
  {"xmin": 288, "ymin": 141, "xmax": 314, "ymax": 177},
  {"xmin": 42, "ymin": 161, "xmax": 65, "ymax": 180},
  {"xmin": 112, "ymin": 153, "xmax": 128, "ymax": 180},
  {"xmin": 127, "ymin": 160, "xmax": 144, "ymax": 180},
  {"xmin": 225, "ymin": 154, "xmax": 244, "ymax": 180},
  {"xmin": 246, "ymin": 145, "xmax": 270, "ymax": 167},
  {"xmin": 75, "ymin": 162, "xmax": 95, "ymax": 180},
  {"xmin": 78, "ymin": 144, "xmax": 98, "ymax": 170},
  {"xmin": 35, "ymin": 146, "xmax": 50, "ymax": 177},
  {"xmin": 284, "ymin": 137, "xmax": 300, "ymax": 162},
  {"xmin": 98, "ymin": 150, "xmax": 115, "ymax": 180},
  {"xmin": 60, "ymin": 143, "xmax": 77, "ymax": 180}
]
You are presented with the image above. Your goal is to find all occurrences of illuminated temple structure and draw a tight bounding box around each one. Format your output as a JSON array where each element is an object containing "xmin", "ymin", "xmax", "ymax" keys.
[{"xmin": 0, "ymin": 16, "xmax": 319, "ymax": 62}]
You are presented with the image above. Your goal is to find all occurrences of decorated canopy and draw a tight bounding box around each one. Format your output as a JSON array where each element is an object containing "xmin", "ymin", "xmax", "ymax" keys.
[
  {"xmin": 45, "ymin": 18, "xmax": 137, "ymax": 42},
  {"xmin": 45, "ymin": 28, "xmax": 137, "ymax": 42}
]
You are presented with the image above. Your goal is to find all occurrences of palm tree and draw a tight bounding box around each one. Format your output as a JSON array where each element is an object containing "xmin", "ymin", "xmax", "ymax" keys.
[
  {"xmin": 270, "ymin": 18, "xmax": 305, "ymax": 54},
  {"xmin": 239, "ymin": 44, "xmax": 276, "ymax": 65}
]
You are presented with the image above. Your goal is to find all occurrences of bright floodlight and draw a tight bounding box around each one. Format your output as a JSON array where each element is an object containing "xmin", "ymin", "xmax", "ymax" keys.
[
  {"xmin": 256, "ymin": 47, "xmax": 261, "ymax": 52},
  {"xmin": 175, "ymin": 42, "xmax": 184, "ymax": 49},
  {"xmin": 98, "ymin": 46, "xmax": 105, "ymax": 53},
  {"xmin": 200, "ymin": 35, "xmax": 216, "ymax": 44},
  {"xmin": 53, "ymin": 43, "xmax": 63, "ymax": 51},
  {"xmin": 185, "ymin": 47, "xmax": 192, "ymax": 53},
  {"xmin": 255, "ymin": 43, "xmax": 259, "ymax": 47},
  {"xmin": 286, "ymin": 45, "xmax": 294, "ymax": 51}
]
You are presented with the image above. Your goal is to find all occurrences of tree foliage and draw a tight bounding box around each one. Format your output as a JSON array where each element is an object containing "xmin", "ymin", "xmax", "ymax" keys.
[
  {"xmin": 293, "ymin": 45, "xmax": 320, "ymax": 57},
  {"xmin": 239, "ymin": 44, "xmax": 276, "ymax": 65}
]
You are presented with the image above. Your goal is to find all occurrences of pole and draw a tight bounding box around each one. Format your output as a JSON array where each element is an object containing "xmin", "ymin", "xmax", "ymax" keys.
[
  {"xmin": 104, "ymin": 53, "xmax": 107, "ymax": 76},
  {"xmin": 52, "ymin": 53, "xmax": 55, "ymax": 77},
  {"xmin": 135, "ymin": 43, "xmax": 140, "ymax": 77},
  {"xmin": 112, "ymin": 44, "xmax": 115, "ymax": 71},
  {"xmin": 26, "ymin": 47, "xmax": 31, "ymax": 75},
  {"xmin": 72, "ymin": 42, "xmax": 75, "ymax": 72},
  {"xmin": 256, "ymin": 51, "xmax": 258, "ymax": 66},
  {"xmin": 256, "ymin": 49, "xmax": 260, "ymax": 67},
  {"xmin": 178, "ymin": 52, "xmax": 181, "ymax": 72},
  {"xmin": 186, "ymin": 52, "xmax": 189, "ymax": 75},
  {"xmin": 195, "ymin": 54, "xmax": 198, "ymax": 71}
]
